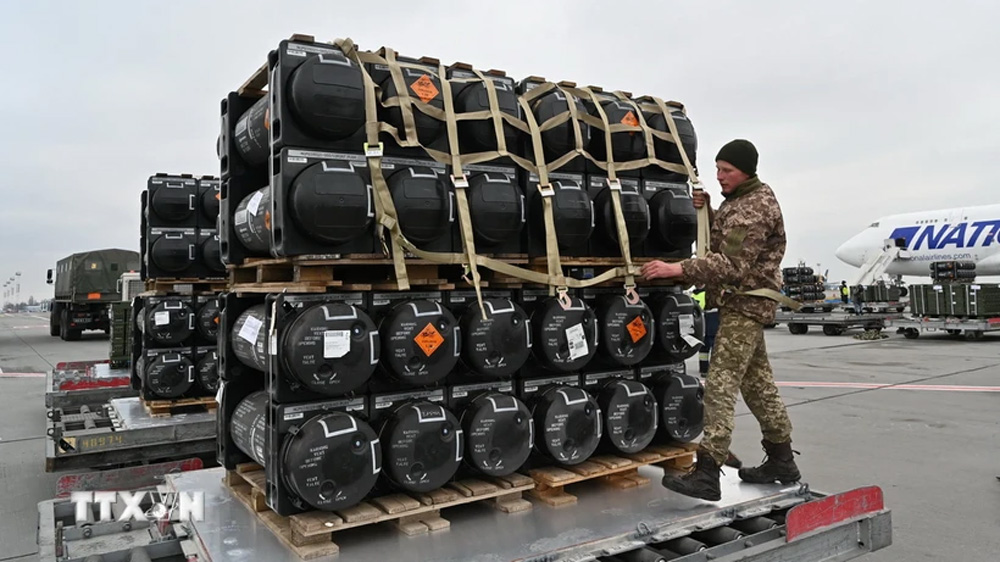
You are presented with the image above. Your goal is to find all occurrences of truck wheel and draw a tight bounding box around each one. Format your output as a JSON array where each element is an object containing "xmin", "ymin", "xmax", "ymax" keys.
[
  {"xmin": 823, "ymin": 325, "xmax": 843, "ymax": 336},
  {"xmin": 903, "ymin": 328, "xmax": 920, "ymax": 339},
  {"xmin": 59, "ymin": 309, "xmax": 81, "ymax": 341},
  {"xmin": 59, "ymin": 310, "xmax": 68, "ymax": 341},
  {"xmin": 967, "ymin": 330, "xmax": 985, "ymax": 341},
  {"xmin": 788, "ymin": 323, "xmax": 808, "ymax": 335},
  {"xmin": 49, "ymin": 308, "xmax": 60, "ymax": 337}
]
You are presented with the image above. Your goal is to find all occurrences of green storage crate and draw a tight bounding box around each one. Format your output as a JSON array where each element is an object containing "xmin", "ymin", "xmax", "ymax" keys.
[
  {"xmin": 969, "ymin": 284, "xmax": 1000, "ymax": 317},
  {"xmin": 926, "ymin": 285, "xmax": 946, "ymax": 317},
  {"xmin": 910, "ymin": 285, "xmax": 927, "ymax": 316}
]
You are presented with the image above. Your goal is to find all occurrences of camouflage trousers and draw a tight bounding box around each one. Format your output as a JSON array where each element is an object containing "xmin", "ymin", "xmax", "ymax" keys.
[{"xmin": 700, "ymin": 309, "xmax": 793, "ymax": 465}]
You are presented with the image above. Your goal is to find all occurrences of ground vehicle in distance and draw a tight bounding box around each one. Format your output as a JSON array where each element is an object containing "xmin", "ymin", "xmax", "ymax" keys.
[{"xmin": 46, "ymin": 249, "xmax": 140, "ymax": 341}]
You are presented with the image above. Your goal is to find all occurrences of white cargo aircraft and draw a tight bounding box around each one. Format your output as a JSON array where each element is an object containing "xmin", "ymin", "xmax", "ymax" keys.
[{"xmin": 835, "ymin": 203, "xmax": 1000, "ymax": 278}]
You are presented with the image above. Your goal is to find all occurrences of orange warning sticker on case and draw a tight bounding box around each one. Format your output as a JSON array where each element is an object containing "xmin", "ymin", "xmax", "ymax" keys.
[
  {"xmin": 626, "ymin": 316, "xmax": 647, "ymax": 343},
  {"xmin": 620, "ymin": 111, "xmax": 640, "ymax": 128},
  {"xmin": 415, "ymin": 323, "xmax": 445, "ymax": 356},
  {"xmin": 410, "ymin": 74, "xmax": 440, "ymax": 104}
]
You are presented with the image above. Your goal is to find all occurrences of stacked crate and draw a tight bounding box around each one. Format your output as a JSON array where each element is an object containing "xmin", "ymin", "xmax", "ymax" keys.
[
  {"xmin": 132, "ymin": 174, "xmax": 226, "ymax": 416},
  {"xmin": 781, "ymin": 266, "xmax": 826, "ymax": 310},
  {"xmin": 910, "ymin": 261, "xmax": 998, "ymax": 318},
  {"xmin": 209, "ymin": 33, "xmax": 713, "ymax": 554}
]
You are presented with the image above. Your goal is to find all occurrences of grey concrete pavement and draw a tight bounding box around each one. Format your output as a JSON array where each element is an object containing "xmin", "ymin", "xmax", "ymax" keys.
[
  {"xmin": 729, "ymin": 330, "xmax": 1000, "ymax": 562},
  {"xmin": 0, "ymin": 312, "xmax": 109, "ymax": 562},
  {"xmin": 1, "ymin": 310, "xmax": 998, "ymax": 560}
]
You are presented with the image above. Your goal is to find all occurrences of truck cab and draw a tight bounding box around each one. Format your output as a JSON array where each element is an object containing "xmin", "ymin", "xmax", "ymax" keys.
[{"xmin": 47, "ymin": 249, "xmax": 140, "ymax": 341}]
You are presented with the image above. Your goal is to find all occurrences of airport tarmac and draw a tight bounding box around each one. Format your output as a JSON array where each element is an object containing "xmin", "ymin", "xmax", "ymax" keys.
[{"xmin": 0, "ymin": 311, "xmax": 996, "ymax": 562}]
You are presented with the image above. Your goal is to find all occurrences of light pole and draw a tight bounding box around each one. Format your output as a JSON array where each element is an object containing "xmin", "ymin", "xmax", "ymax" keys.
[{"xmin": 15, "ymin": 272, "xmax": 21, "ymax": 311}]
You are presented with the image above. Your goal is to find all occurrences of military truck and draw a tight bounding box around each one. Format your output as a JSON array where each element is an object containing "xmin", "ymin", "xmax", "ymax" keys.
[{"xmin": 46, "ymin": 249, "xmax": 141, "ymax": 341}]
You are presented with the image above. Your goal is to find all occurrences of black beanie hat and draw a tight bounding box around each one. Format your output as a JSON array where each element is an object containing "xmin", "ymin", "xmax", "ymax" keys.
[{"xmin": 716, "ymin": 139, "xmax": 758, "ymax": 177}]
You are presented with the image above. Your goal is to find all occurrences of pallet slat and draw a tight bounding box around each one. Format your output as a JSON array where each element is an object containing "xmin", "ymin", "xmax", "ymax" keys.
[
  {"xmin": 527, "ymin": 443, "xmax": 698, "ymax": 507},
  {"xmin": 142, "ymin": 397, "xmax": 217, "ymax": 418},
  {"xmin": 227, "ymin": 257, "xmax": 463, "ymax": 293},
  {"xmin": 223, "ymin": 465, "xmax": 535, "ymax": 556}
]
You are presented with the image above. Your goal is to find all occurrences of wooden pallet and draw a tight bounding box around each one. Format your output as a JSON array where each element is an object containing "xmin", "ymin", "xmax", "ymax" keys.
[
  {"xmin": 142, "ymin": 396, "xmax": 218, "ymax": 418},
  {"xmin": 238, "ymin": 33, "xmax": 320, "ymax": 96},
  {"xmin": 224, "ymin": 463, "xmax": 534, "ymax": 559},
  {"xmin": 144, "ymin": 279, "xmax": 228, "ymax": 295},
  {"xmin": 227, "ymin": 256, "xmax": 468, "ymax": 294},
  {"xmin": 528, "ymin": 256, "xmax": 663, "ymax": 267},
  {"xmin": 486, "ymin": 258, "xmax": 680, "ymax": 289},
  {"xmin": 526, "ymin": 443, "xmax": 698, "ymax": 507}
]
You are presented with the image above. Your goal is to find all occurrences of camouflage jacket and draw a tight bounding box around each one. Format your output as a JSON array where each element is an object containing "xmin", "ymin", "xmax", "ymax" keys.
[{"xmin": 679, "ymin": 177, "xmax": 786, "ymax": 324}]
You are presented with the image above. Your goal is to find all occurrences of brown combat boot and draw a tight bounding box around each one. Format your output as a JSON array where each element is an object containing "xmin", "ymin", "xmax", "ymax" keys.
[
  {"xmin": 738, "ymin": 440, "xmax": 801, "ymax": 484},
  {"xmin": 661, "ymin": 449, "xmax": 721, "ymax": 501},
  {"xmin": 725, "ymin": 450, "xmax": 743, "ymax": 469}
]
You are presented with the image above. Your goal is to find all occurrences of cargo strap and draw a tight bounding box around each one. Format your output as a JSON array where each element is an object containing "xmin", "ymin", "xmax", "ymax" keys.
[
  {"xmin": 335, "ymin": 38, "xmax": 633, "ymax": 291},
  {"xmin": 518, "ymin": 92, "xmax": 567, "ymax": 295},
  {"xmin": 726, "ymin": 287, "xmax": 803, "ymax": 311},
  {"xmin": 473, "ymin": 92, "xmax": 627, "ymax": 291},
  {"xmin": 649, "ymin": 96, "xmax": 710, "ymax": 259},
  {"xmin": 375, "ymin": 50, "xmax": 537, "ymax": 171},
  {"xmin": 338, "ymin": 38, "xmax": 412, "ymax": 290},
  {"xmin": 438, "ymin": 62, "xmax": 487, "ymax": 319},
  {"xmin": 580, "ymin": 86, "xmax": 638, "ymax": 299}
]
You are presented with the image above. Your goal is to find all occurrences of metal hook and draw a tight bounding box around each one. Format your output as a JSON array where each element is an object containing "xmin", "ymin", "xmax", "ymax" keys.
[
  {"xmin": 624, "ymin": 283, "xmax": 640, "ymax": 305},
  {"xmin": 556, "ymin": 287, "xmax": 572, "ymax": 310}
]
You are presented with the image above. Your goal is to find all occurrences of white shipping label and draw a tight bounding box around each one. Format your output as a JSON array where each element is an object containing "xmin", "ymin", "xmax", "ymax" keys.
[
  {"xmin": 681, "ymin": 334, "xmax": 704, "ymax": 347},
  {"xmin": 238, "ymin": 316, "xmax": 263, "ymax": 343},
  {"xmin": 215, "ymin": 381, "xmax": 225, "ymax": 404},
  {"xmin": 234, "ymin": 209, "xmax": 248, "ymax": 225},
  {"xmin": 154, "ymin": 311, "xmax": 171, "ymax": 326},
  {"xmin": 324, "ymin": 330, "xmax": 351, "ymax": 359},
  {"xmin": 678, "ymin": 314, "xmax": 696, "ymax": 335},
  {"xmin": 247, "ymin": 191, "xmax": 263, "ymax": 216},
  {"xmin": 566, "ymin": 323, "xmax": 589, "ymax": 361}
]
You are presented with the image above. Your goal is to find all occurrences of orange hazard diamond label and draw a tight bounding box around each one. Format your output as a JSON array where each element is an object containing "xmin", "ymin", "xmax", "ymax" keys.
[
  {"xmin": 626, "ymin": 316, "xmax": 647, "ymax": 343},
  {"xmin": 415, "ymin": 323, "xmax": 445, "ymax": 356},
  {"xmin": 620, "ymin": 111, "xmax": 640, "ymax": 128},
  {"xmin": 410, "ymin": 74, "xmax": 440, "ymax": 104}
]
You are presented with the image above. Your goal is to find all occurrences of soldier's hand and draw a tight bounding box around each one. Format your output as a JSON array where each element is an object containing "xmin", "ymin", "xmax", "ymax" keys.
[
  {"xmin": 640, "ymin": 260, "xmax": 684, "ymax": 280},
  {"xmin": 692, "ymin": 189, "xmax": 710, "ymax": 209}
]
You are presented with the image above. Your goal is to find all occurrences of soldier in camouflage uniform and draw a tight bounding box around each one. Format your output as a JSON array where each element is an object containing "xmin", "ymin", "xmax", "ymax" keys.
[{"xmin": 640, "ymin": 139, "xmax": 800, "ymax": 501}]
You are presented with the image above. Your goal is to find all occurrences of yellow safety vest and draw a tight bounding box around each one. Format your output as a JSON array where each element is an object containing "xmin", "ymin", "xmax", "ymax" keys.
[{"xmin": 692, "ymin": 291, "xmax": 706, "ymax": 309}]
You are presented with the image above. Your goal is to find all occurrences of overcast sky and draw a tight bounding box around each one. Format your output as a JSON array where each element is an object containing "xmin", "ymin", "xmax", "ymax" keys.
[{"xmin": 2, "ymin": 0, "xmax": 998, "ymax": 302}]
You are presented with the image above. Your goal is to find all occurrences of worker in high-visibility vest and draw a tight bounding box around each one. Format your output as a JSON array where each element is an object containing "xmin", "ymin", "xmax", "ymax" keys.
[
  {"xmin": 840, "ymin": 281, "xmax": 849, "ymax": 304},
  {"xmin": 691, "ymin": 289, "xmax": 718, "ymax": 377}
]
